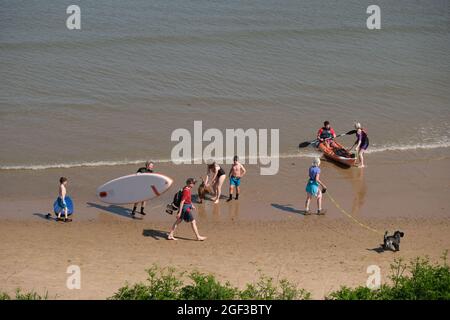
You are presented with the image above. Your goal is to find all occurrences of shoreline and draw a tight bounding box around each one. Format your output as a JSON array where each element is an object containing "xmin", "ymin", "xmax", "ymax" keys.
[
  {"xmin": 1, "ymin": 149, "xmax": 449, "ymax": 299},
  {"xmin": 1, "ymin": 148, "xmax": 449, "ymax": 220},
  {"xmin": 1, "ymin": 143, "xmax": 449, "ymax": 172}
]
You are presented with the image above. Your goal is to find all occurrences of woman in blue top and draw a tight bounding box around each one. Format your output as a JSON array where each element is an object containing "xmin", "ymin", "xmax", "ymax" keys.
[{"xmin": 304, "ymin": 157, "xmax": 328, "ymax": 215}]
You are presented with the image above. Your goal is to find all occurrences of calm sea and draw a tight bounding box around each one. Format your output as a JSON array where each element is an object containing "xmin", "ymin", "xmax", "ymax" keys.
[{"xmin": 1, "ymin": 0, "xmax": 449, "ymax": 169}]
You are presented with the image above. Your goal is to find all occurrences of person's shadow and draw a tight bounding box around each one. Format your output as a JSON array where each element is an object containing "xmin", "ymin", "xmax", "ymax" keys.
[
  {"xmin": 86, "ymin": 202, "xmax": 141, "ymax": 219},
  {"xmin": 271, "ymin": 203, "xmax": 306, "ymax": 215},
  {"xmin": 33, "ymin": 212, "xmax": 53, "ymax": 221},
  {"xmin": 142, "ymin": 229, "xmax": 193, "ymax": 241}
]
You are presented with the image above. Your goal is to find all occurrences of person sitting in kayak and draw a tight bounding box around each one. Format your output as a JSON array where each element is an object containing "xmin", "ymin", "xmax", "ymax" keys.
[
  {"xmin": 317, "ymin": 121, "xmax": 337, "ymax": 147},
  {"xmin": 348, "ymin": 122, "xmax": 369, "ymax": 168}
]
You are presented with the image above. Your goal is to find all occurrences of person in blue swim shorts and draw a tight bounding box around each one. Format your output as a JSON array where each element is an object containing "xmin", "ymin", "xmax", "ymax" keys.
[
  {"xmin": 227, "ymin": 156, "xmax": 247, "ymax": 202},
  {"xmin": 304, "ymin": 157, "xmax": 328, "ymax": 215},
  {"xmin": 57, "ymin": 177, "xmax": 71, "ymax": 222}
]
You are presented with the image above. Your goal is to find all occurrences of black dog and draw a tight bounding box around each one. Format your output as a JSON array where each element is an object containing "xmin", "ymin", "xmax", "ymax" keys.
[{"xmin": 383, "ymin": 231, "xmax": 404, "ymax": 251}]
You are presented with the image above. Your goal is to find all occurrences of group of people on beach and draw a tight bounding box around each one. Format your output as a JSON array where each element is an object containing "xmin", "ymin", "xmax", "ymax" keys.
[
  {"xmin": 304, "ymin": 121, "xmax": 369, "ymax": 215},
  {"xmin": 317, "ymin": 121, "xmax": 369, "ymax": 168},
  {"xmin": 167, "ymin": 156, "xmax": 246, "ymax": 241},
  {"xmin": 52, "ymin": 121, "xmax": 368, "ymax": 240}
]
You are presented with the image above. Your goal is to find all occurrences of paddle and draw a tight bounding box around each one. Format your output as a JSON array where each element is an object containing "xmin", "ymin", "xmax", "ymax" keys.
[{"xmin": 298, "ymin": 130, "xmax": 357, "ymax": 148}]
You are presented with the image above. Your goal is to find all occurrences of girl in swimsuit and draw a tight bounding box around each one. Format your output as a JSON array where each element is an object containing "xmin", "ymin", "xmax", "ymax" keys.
[{"xmin": 205, "ymin": 161, "xmax": 226, "ymax": 204}]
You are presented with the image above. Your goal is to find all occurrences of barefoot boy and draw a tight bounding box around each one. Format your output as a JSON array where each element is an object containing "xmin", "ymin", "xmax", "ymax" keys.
[
  {"xmin": 168, "ymin": 178, "xmax": 206, "ymax": 241},
  {"xmin": 57, "ymin": 177, "xmax": 70, "ymax": 222},
  {"xmin": 227, "ymin": 156, "xmax": 246, "ymax": 202}
]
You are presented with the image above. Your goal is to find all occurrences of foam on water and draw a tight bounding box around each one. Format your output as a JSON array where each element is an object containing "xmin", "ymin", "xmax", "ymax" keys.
[{"xmin": 1, "ymin": 142, "xmax": 448, "ymax": 171}]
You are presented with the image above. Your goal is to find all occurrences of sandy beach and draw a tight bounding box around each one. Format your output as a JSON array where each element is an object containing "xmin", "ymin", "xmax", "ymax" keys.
[
  {"xmin": 1, "ymin": 1, "xmax": 449, "ymax": 300},
  {"xmin": 1, "ymin": 150, "xmax": 449, "ymax": 299}
]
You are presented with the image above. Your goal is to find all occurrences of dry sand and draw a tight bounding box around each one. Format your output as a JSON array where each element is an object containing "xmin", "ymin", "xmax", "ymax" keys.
[{"xmin": 0, "ymin": 150, "xmax": 449, "ymax": 299}]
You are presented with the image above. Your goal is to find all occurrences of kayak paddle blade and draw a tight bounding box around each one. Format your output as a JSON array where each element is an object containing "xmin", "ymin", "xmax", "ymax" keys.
[{"xmin": 299, "ymin": 141, "xmax": 311, "ymax": 148}]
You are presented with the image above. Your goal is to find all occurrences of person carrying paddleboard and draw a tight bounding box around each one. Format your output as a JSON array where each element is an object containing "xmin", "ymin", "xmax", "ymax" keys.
[
  {"xmin": 304, "ymin": 157, "xmax": 327, "ymax": 215},
  {"xmin": 317, "ymin": 121, "xmax": 337, "ymax": 148},
  {"xmin": 131, "ymin": 161, "xmax": 154, "ymax": 217},
  {"xmin": 348, "ymin": 122, "xmax": 369, "ymax": 168},
  {"xmin": 168, "ymin": 178, "xmax": 207, "ymax": 241}
]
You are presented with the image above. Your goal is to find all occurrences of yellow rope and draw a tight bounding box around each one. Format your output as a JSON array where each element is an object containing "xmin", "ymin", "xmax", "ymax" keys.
[{"xmin": 325, "ymin": 192, "xmax": 383, "ymax": 235}]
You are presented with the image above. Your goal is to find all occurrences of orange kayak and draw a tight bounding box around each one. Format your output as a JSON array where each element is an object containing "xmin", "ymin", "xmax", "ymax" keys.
[{"xmin": 318, "ymin": 141, "xmax": 356, "ymax": 167}]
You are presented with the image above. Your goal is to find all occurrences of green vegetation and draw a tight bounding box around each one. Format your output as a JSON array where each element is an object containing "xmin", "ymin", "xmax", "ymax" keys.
[
  {"xmin": 238, "ymin": 275, "xmax": 311, "ymax": 300},
  {"xmin": 328, "ymin": 252, "xmax": 450, "ymax": 300},
  {"xmin": 0, "ymin": 289, "xmax": 48, "ymax": 300},
  {"xmin": 2, "ymin": 253, "xmax": 449, "ymax": 300},
  {"xmin": 109, "ymin": 265, "xmax": 310, "ymax": 300}
]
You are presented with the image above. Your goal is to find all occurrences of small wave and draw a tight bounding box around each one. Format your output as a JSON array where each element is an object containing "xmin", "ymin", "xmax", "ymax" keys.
[
  {"xmin": 365, "ymin": 141, "xmax": 450, "ymax": 154},
  {"xmin": 0, "ymin": 159, "xmax": 163, "ymax": 171},
  {"xmin": 0, "ymin": 142, "xmax": 448, "ymax": 171},
  {"xmin": 0, "ymin": 153, "xmax": 316, "ymax": 171}
]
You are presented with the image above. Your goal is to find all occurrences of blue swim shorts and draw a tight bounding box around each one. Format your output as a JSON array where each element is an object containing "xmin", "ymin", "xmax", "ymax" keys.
[
  {"xmin": 230, "ymin": 176, "xmax": 241, "ymax": 187},
  {"xmin": 57, "ymin": 197, "xmax": 67, "ymax": 209}
]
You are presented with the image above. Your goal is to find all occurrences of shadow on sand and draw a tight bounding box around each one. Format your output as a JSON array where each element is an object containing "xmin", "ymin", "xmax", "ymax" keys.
[
  {"xmin": 86, "ymin": 202, "xmax": 141, "ymax": 220},
  {"xmin": 366, "ymin": 246, "xmax": 386, "ymax": 254},
  {"xmin": 33, "ymin": 212, "xmax": 53, "ymax": 221},
  {"xmin": 142, "ymin": 229, "xmax": 193, "ymax": 241},
  {"xmin": 271, "ymin": 203, "xmax": 306, "ymax": 215}
]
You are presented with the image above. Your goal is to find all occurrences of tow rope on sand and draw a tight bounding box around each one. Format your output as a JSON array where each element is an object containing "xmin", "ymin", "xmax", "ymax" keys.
[{"xmin": 326, "ymin": 192, "xmax": 383, "ymax": 235}]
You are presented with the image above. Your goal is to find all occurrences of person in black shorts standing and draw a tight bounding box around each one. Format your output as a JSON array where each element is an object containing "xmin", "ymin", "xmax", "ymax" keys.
[{"xmin": 131, "ymin": 161, "xmax": 154, "ymax": 217}]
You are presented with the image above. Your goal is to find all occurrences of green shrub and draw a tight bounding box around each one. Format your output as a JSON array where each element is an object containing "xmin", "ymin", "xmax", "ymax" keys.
[
  {"xmin": 239, "ymin": 275, "xmax": 310, "ymax": 300},
  {"xmin": 180, "ymin": 272, "xmax": 238, "ymax": 300},
  {"xmin": 328, "ymin": 252, "xmax": 450, "ymax": 300},
  {"xmin": 111, "ymin": 266, "xmax": 310, "ymax": 300},
  {"xmin": 278, "ymin": 279, "xmax": 311, "ymax": 300},
  {"xmin": 110, "ymin": 265, "xmax": 183, "ymax": 300},
  {"xmin": 14, "ymin": 289, "xmax": 48, "ymax": 300},
  {"xmin": 0, "ymin": 289, "xmax": 47, "ymax": 300},
  {"xmin": 0, "ymin": 292, "xmax": 11, "ymax": 300}
]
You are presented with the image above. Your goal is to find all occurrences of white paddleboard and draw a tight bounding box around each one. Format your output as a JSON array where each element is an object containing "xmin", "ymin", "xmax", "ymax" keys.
[{"xmin": 96, "ymin": 173, "xmax": 173, "ymax": 204}]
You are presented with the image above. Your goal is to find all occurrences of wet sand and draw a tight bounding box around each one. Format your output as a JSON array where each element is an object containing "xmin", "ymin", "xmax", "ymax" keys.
[{"xmin": 0, "ymin": 150, "xmax": 449, "ymax": 299}]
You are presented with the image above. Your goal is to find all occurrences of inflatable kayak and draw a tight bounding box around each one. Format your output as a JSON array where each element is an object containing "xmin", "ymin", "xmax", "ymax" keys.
[{"xmin": 318, "ymin": 141, "xmax": 356, "ymax": 167}]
